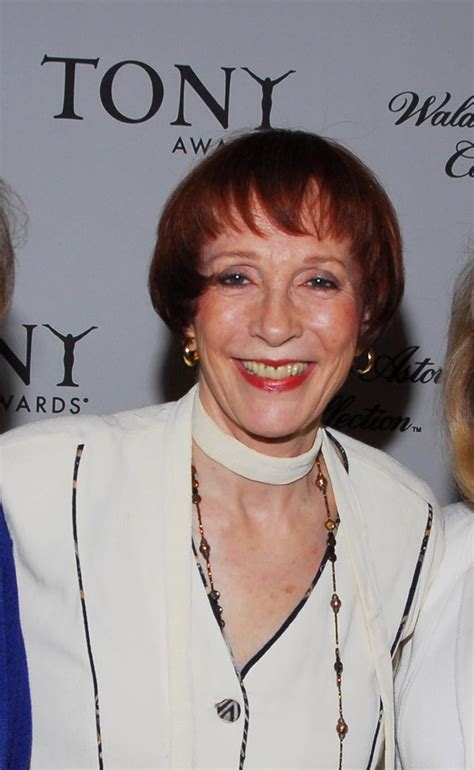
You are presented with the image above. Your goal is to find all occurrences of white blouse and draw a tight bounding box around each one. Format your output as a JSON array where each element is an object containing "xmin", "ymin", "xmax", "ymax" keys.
[
  {"xmin": 191, "ymin": 520, "xmax": 381, "ymax": 769},
  {"xmin": 395, "ymin": 502, "xmax": 473, "ymax": 770},
  {"xmin": 0, "ymin": 386, "xmax": 443, "ymax": 769}
]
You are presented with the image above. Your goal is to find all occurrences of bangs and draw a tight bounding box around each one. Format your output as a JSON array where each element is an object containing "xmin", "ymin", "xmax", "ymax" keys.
[{"xmin": 180, "ymin": 132, "xmax": 380, "ymax": 258}]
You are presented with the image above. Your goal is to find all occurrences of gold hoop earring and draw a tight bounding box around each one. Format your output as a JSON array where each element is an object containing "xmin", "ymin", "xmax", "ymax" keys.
[
  {"xmin": 182, "ymin": 338, "xmax": 200, "ymax": 368},
  {"xmin": 352, "ymin": 348, "xmax": 375, "ymax": 375}
]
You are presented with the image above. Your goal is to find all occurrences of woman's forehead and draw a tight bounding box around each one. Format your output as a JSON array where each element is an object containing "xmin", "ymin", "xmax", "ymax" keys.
[
  {"xmin": 206, "ymin": 191, "xmax": 335, "ymax": 239},
  {"xmin": 199, "ymin": 225, "xmax": 354, "ymax": 272},
  {"xmin": 201, "ymin": 201, "xmax": 351, "ymax": 255}
]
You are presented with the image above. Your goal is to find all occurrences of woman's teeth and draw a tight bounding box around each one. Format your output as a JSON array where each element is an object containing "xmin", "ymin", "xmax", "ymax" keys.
[{"xmin": 242, "ymin": 361, "xmax": 308, "ymax": 379}]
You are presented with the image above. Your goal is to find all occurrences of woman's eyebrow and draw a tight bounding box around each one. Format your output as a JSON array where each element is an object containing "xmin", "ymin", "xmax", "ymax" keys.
[
  {"xmin": 207, "ymin": 250, "xmax": 260, "ymax": 260},
  {"xmin": 207, "ymin": 252, "xmax": 347, "ymax": 263}
]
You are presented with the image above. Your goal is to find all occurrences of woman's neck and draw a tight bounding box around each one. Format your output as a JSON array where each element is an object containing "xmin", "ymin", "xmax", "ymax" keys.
[
  {"xmin": 191, "ymin": 392, "xmax": 326, "ymax": 522},
  {"xmin": 192, "ymin": 392, "xmax": 322, "ymax": 486},
  {"xmin": 191, "ymin": 440, "xmax": 321, "ymax": 524}
]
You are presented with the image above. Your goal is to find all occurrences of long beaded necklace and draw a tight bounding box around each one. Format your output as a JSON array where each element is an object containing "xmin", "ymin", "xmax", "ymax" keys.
[{"xmin": 191, "ymin": 453, "xmax": 348, "ymax": 770}]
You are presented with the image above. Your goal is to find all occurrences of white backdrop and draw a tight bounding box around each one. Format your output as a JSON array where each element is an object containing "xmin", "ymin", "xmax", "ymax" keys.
[{"xmin": 0, "ymin": 0, "xmax": 472, "ymax": 504}]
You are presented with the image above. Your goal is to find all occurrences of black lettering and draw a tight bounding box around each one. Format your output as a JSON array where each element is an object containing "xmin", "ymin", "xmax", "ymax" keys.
[
  {"xmin": 70, "ymin": 397, "xmax": 81, "ymax": 414},
  {"xmin": 410, "ymin": 357, "xmax": 433, "ymax": 383},
  {"xmin": 332, "ymin": 413, "xmax": 351, "ymax": 430},
  {"xmin": 41, "ymin": 55, "xmax": 99, "ymax": 119},
  {"xmin": 458, "ymin": 113, "xmax": 474, "ymax": 128},
  {"xmin": 450, "ymin": 96, "xmax": 474, "ymax": 127},
  {"xmin": 348, "ymin": 414, "xmax": 364, "ymax": 429},
  {"xmin": 171, "ymin": 65, "xmax": 235, "ymax": 128},
  {"xmin": 0, "ymin": 325, "xmax": 37, "ymax": 385},
  {"xmin": 0, "ymin": 394, "xmax": 13, "ymax": 410},
  {"xmin": 100, "ymin": 60, "xmax": 164, "ymax": 124},
  {"xmin": 323, "ymin": 394, "xmax": 355, "ymax": 423},
  {"xmin": 431, "ymin": 110, "xmax": 452, "ymax": 127},
  {"xmin": 324, "ymin": 393, "xmax": 413, "ymax": 433},
  {"xmin": 364, "ymin": 404, "xmax": 384, "ymax": 430},
  {"xmin": 388, "ymin": 91, "xmax": 451, "ymax": 126},
  {"xmin": 190, "ymin": 137, "xmax": 213, "ymax": 155},
  {"xmin": 366, "ymin": 347, "xmax": 419, "ymax": 383},
  {"xmin": 52, "ymin": 396, "xmax": 66, "ymax": 413},
  {"xmin": 445, "ymin": 140, "xmax": 474, "ymax": 178},
  {"xmin": 36, "ymin": 396, "xmax": 47, "ymax": 413},
  {"xmin": 171, "ymin": 136, "xmax": 187, "ymax": 154},
  {"xmin": 420, "ymin": 369, "xmax": 438, "ymax": 383},
  {"xmin": 15, "ymin": 395, "xmax": 31, "ymax": 413},
  {"xmin": 364, "ymin": 347, "xmax": 442, "ymax": 385}
]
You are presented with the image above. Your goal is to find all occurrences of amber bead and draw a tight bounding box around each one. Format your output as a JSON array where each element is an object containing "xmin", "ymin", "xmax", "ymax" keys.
[
  {"xmin": 199, "ymin": 538, "xmax": 210, "ymax": 559},
  {"xmin": 331, "ymin": 593, "xmax": 342, "ymax": 613},
  {"xmin": 336, "ymin": 718, "xmax": 348, "ymax": 738},
  {"xmin": 325, "ymin": 518, "xmax": 336, "ymax": 531},
  {"xmin": 192, "ymin": 493, "xmax": 202, "ymax": 504},
  {"xmin": 192, "ymin": 479, "xmax": 199, "ymax": 490},
  {"xmin": 316, "ymin": 473, "xmax": 327, "ymax": 490}
]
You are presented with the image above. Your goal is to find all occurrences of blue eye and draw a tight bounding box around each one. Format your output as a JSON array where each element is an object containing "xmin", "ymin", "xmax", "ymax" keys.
[
  {"xmin": 217, "ymin": 272, "xmax": 249, "ymax": 286},
  {"xmin": 306, "ymin": 276, "xmax": 338, "ymax": 290}
]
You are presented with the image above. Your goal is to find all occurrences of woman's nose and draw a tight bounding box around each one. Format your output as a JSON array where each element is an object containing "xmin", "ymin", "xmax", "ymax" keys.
[{"xmin": 248, "ymin": 288, "xmax": 303, "ymax": 346}]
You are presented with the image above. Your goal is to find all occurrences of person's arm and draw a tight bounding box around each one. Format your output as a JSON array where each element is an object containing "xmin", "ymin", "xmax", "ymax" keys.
[{"xmin": 0, "ymin": 503, "xmax": 31, "ymax": 769}]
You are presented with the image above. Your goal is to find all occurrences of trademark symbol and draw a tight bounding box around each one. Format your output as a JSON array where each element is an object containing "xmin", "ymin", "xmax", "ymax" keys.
[{"xmin": 412, "ymin": 425, "xmax": 422, "ymax": 433}]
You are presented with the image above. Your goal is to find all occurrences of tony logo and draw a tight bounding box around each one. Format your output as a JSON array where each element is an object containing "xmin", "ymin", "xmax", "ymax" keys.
[
  {"xmin": 43, "ymin": 324, "xmax": 97, "ymax": 386},
  {"xmin": 241, "ymin": 68, "xmax": 295, "ymax": 128},
  {"xmin": 0, "ymin": 324, "xmax": 98, "ymax": 387}
]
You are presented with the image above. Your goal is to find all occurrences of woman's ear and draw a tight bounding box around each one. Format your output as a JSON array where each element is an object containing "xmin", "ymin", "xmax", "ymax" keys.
[
  {"xmin": 356, "ymin": 308, "xmax": 371, "ymax": 354},
  {"xmin": 182, "ymin": 325, "xmax": 200, "ymax": 367},
  {"xmin": 183, "ymin": 324, "xmax": 196, "ymax": 343}
]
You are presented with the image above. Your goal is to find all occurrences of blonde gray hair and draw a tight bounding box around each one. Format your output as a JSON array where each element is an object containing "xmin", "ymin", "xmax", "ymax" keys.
[
  {"xmin": 444, "ymin": 259, "xmax": 474, "ymax": 501},
  {"xmin": 0, "ymin": 180, "xmax": 18, "ymax": 316}
]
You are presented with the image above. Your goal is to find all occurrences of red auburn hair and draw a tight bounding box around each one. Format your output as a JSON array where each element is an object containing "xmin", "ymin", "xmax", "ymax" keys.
[{"xmin": 149, "ymin": 129, "xmax": 403, "ymax": 347}]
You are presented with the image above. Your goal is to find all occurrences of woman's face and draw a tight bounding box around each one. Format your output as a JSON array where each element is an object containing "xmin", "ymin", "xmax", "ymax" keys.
[{"xmin": 186, "ymin": 212, "xmax": 365, "ymax": 454}]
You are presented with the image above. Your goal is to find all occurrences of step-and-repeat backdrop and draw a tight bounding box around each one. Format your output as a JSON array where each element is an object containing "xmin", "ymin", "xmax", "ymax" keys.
[{"xmin": 0, "ymin": 0, "xmax": 472, "ymax": 504}]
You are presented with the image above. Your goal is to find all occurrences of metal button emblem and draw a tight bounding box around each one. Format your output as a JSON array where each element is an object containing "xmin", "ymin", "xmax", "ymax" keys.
[{"xmin": 215, "ymin": 698, "xmax": 241, "ymax": 722}]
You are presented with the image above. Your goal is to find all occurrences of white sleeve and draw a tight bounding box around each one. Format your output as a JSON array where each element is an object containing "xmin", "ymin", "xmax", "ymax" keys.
[{"xmin": 395, "ymin": 503, "xmax": 473, "ymax": 770}]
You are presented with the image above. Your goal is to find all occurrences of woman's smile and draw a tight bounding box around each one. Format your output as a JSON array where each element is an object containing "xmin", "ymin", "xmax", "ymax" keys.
[
  {"xmin": 235, "ymin": 359, "xmax": 314, "ymax": 391},
  {"xmin": 186, "ymin": 212, "xmax": 365, "ymax": 454}
]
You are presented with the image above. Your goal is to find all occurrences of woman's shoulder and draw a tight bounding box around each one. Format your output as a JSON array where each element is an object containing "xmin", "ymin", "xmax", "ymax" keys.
[
  {"xmin": 395, "ymin": 501, "xmax": 473, "ymax": 768},
  {"xmin": 441, "ymin": 501, "xmax": 473, "ymax": 565},
  {"xmin": 326, "ymin": 427, "xmax": 435, "ymax": 504},
  {"xmin": 0, "ymin": 400, "xmax": 179, "ymax": 451},
  {"xmin": 443, "ymin": 499, "xmax": 473, "ymax": 523}
]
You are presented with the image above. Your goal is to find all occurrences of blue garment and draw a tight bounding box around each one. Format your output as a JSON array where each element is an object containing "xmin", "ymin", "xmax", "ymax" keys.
[{"xmin": 0, "ymin": 503, "xmax": 31, "ymax": 769}]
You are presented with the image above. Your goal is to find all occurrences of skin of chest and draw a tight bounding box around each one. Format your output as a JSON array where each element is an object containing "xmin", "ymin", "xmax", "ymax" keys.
[{"xmin": 192, "ymin": 452, "xmax": 338, "ymax": 671}]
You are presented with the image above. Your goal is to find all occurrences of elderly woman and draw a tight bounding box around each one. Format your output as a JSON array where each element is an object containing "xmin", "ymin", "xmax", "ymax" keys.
[
  {"xmin": 0, "ymin": 179, "xmax": 31, "ymax": 768},
  {"xmin": 396, "ymin": 260, "xmax": 473, "ymax": 769},
  {"xmin": 1, "ymin": 130, "xmax": 443, "ymax": 769}
]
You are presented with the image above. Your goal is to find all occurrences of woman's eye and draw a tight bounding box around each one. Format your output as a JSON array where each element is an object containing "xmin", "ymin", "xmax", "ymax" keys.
[
  {"xmin": 306, "ymin": 276, "xmax": 339, "ymax": 290},
  {"xmin": 217, "ymin": 272, "xmax": 249, "ymax": 286}
]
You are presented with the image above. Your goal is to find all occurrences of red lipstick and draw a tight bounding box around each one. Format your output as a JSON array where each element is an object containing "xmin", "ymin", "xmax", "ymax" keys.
[{"xmin": 234, "ymin": 360, "xmax": 314, "ymax": 392}]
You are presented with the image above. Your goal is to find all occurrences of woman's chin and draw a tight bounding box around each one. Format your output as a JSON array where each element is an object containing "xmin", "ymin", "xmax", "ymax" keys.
[{"xmin": 228, "ymin": 412, "xmax": 319, "ymax": 453}]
